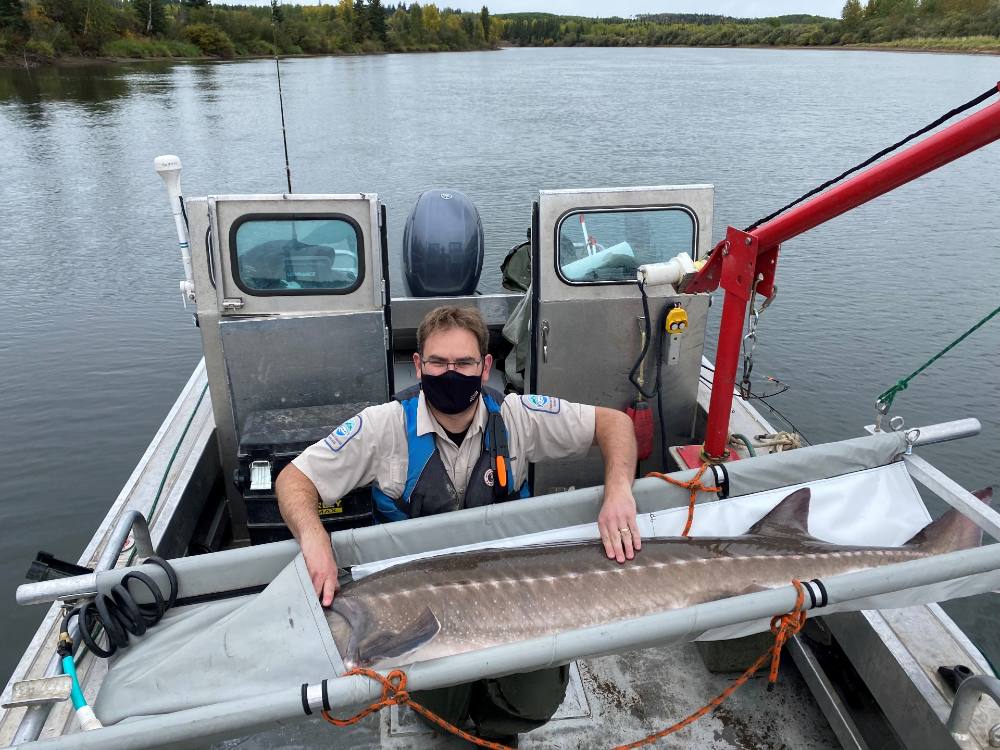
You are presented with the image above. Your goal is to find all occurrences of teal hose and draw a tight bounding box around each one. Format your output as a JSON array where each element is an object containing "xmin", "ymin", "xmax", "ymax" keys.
[
  {"xmin": 61, "ymin": 655, "xmax": 86, "ymax": 710},
  {"xmin": 731, "ymin": 433, "xmax": 756, "ymax": 457}
]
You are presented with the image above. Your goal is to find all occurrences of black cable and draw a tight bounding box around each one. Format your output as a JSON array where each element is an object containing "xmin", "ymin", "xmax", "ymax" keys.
[
  {"xmin": 628, "ymin": 282, "xmax": 657, "ymax": 400},
  {"xmin": 744, "ymin": 85, "xmax": 1000, "ymax": 233},
  {"xmin": 63, "ymin": 556, "xmax": 178, "ymax": 660},
  {"xmin": 654, "ymin": 305, "xmax": 670, "ymax": 469},
  {"xmin": 628, "ymin": 284, "xmax": 673, "ymax": 467},
  {"xmin": 179, "ymin": 194, "xmax": 190, "ymax": 235}
]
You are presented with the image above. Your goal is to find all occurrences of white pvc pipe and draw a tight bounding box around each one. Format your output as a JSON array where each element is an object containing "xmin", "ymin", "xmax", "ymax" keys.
[
  {"xmin": 153, "ymin": 155, "xmax": 195, "ymax": 302},
  {"xmin": 637, "ymin": 252, "xmax": 696, "ymax": 289}
]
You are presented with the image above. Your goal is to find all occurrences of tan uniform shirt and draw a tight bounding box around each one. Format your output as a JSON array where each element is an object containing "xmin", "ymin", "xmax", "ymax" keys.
[{"xmin": 293, "ymin": 392, "xmax": 596, "ymax": 505}]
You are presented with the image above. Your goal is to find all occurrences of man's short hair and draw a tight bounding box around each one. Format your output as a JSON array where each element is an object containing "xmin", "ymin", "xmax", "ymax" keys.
[{"xmin": 417, "ymin": 306, "xmax": 489, "ymax": 356}]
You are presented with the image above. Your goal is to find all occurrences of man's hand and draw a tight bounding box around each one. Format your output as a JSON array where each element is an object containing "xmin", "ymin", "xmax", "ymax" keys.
[
  {"xmin": 593, "ymin": 406, "xmax": 641, "ymax": 563},
  {"xmin": 276, "ymin": 463, "xmax": 340, "ymax": 606},
  {"xmin": 302, "ymin": 535, "xmax": 340, "ymax": 607},
  {"xmin": 599, "ymin": 481, "xmax": 641, "ymax": 563}
]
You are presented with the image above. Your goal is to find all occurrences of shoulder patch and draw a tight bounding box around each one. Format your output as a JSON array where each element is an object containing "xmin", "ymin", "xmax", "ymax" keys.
[
  {"xmin": 324, "ymin": 415, "xmax": 363, "ymax": 452},
  {"xmin": 520, "ymin": 394, "xmax": 561, "ymax": 414}
]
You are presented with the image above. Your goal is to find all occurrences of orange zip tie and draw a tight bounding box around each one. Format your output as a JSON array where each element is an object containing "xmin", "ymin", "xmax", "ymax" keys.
[
  {"xmin": 646, "ymin": 464, "xmax": 719, "ymax": 536},
  {"xmin": 612, "ymin": 579, "xmax": 809, "ymax": 750},
  {"xmin": 321, "ymin": 668, "xmax": 515, "ymax": 750},
  {"xmin": 321, "ymin": 582, "xmax": 809, "ymax": 750}
]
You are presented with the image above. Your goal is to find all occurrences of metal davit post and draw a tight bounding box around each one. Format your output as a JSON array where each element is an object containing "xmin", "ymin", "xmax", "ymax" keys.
[{"xmin": 681, "ymin": 83, "xmax": 1000, "ymax": 461}]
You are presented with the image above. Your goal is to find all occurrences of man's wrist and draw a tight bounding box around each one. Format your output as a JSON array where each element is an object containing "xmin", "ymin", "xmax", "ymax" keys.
[
  {"xmin": 603, "ymin": 475, "xmax": 633, "ymax": 496},
  {"xmin": 299, "ymin": 525, "xmax": 332, "ymax": 556}
]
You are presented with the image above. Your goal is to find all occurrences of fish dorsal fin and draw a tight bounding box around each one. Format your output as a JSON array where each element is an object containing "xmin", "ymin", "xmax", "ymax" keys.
[
  {"xmin": 358, "ymin": 606, "xmax": 441, "ymax": 666},
  {"xmin": 747, "ymin": 488, "xmax": 812, "ymax": 538}
]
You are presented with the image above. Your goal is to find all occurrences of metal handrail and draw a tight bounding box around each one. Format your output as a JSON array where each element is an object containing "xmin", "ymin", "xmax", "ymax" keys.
[
  {"xmin": 10, "ymin": 512, "xmax": 154, "ymax": 744},
  {"xmin": 946, "ymin": 674, "xmax": 1000, "ymax": 740},
  {"xmin": 16, "ymin": 512, "xmax": 154, "ymax": 607}
]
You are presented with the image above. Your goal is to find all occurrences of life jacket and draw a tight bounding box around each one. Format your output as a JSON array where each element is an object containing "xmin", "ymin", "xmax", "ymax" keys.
[{"xmin": 371, "ymin": 386, "xmax": 530, "ymax": 523}]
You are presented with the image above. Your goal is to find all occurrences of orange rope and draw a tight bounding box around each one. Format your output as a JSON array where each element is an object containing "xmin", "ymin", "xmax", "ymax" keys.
[
  {"xmin": 646, "ymin": 464, "xmax": 719, "ymax": 536},
  {"xmin": 320, "ymin": 582, "xmax": 809, "ymax": 750},
  {"xmin": 612, "ymin": 579, "xmax": 809, "ymax": 750},
  {"xmin": 321, "ymin": 668, "xmax": 515, "ymax": 750}
]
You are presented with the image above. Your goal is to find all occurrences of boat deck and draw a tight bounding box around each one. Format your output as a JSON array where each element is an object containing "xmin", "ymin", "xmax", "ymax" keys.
[{"xmin": 213, "ymin": 646, "xmax": 840, "ymax": 750}]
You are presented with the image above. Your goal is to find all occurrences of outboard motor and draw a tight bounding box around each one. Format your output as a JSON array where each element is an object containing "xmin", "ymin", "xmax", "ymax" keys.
[{"xmin": 403, "ymin": 189, "xmax": 484, "ymax": 297}]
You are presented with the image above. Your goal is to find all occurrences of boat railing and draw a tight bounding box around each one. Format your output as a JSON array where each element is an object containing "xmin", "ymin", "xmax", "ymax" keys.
[
  {"xmin": 15, "ymin": 512, "xmax": 154, "ymax": 608},
  {"xmin": 10, "ymin": 511, "xmax": 154, "ymax": 744},
  {"xmin": 946, "ymin": 674, "xmax": 1000, "ymax": 742}
]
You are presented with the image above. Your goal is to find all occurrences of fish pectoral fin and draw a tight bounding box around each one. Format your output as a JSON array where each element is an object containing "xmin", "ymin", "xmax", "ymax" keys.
[
  {"xmin": 358, "ymin": 607, "xmax": 441, "ymax": 665},
  {"xmin": 735, "ymin": 582, "xmax": 767, "ymax": 596}
]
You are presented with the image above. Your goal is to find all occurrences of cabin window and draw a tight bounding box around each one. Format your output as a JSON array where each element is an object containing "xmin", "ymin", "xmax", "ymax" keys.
[
  {"xmin": 556, "ymin": 208, "xmax": 696, "ymax": 284},
  {"xmin": 231, "ymin": 215, "xmax": 363, "ymax": 294}
]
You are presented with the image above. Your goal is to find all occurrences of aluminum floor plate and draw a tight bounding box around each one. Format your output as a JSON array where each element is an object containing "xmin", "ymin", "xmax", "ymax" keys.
[{"xmin": 212, "ymin": 642, "xmax": 839, "ymax": 749}]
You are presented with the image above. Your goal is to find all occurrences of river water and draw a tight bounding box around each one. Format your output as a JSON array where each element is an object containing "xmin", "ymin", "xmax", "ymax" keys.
[{"xmin": 1, "ymin": 47, "xmax": 998, "ymax": 685}]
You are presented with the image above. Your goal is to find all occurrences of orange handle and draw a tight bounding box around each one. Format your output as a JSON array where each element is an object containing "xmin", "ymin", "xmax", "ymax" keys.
[{"xmin": 496, "ymin": 456, "xmax": 508, "ymax": 488}]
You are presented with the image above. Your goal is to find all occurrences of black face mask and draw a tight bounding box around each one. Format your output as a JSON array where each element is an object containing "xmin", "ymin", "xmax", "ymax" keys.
[{"xmin": 421, "ymin": 370, "xmax": 482, "ymax": 415}]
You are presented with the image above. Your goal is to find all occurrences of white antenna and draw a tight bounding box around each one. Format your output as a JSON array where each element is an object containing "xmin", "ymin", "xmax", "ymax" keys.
[{"xmin": 154, "ymin": 154, "xmax": 196, "ymax": 303}]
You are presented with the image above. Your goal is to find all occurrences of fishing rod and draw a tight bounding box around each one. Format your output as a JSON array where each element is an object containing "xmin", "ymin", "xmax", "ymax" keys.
[
  {"xmin": 275, "ymin": 54, "xmax": 293, "ymax": 194},
  {"xmin": 272, "ymin": 13, "xmax": 299, "ymax": 274}
]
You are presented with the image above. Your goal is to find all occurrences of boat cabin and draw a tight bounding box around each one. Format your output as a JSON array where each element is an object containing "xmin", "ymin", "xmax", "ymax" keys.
[{"xmin": 185, "ymin": 185, "xmax": 714, "ymax": 546}]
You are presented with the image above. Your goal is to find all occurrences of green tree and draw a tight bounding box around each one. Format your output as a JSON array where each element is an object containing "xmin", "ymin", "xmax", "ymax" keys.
[
  {"xmin": 270, "ymin": 0, "xmax": 283, "ymax": 25},
  {"xmin": 185, "ymin": 21, "xmax": 235, "ymax": 55},
  {"xmin": 351, "ymin": 0, "xmax": 368, "ymax": 41},
  {"xmin": 0, "ymin": 0, "xmax": 26, "ymax": 32},
  {"xmin": 407, "ymin": 1, "xmax": 422, "ymax": 43},
  {"xmin": 841, "ymin": 0, "xmax": 864, "ymax": 26},
  {"xmin": 479, "ymin": 4, "xmax": 488, "ymax": 39},
  {"xmin": 132, "ymin": 0, "xmax": 165, "ymax": 34},
  {"xmin": 367, "ymin": 0, "xmax": 385, "ymax": 41}
]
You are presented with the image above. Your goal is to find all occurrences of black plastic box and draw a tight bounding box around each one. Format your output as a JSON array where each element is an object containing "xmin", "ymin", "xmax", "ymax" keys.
[{"xmin": 235, "ymin": 403, "xmax": 377, "ymax": 544}]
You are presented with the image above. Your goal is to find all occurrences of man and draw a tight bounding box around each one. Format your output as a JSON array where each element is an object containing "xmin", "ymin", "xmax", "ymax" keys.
[{"xmin": 277, "ymin": 305, "xmax": 639, "ymax": 745}]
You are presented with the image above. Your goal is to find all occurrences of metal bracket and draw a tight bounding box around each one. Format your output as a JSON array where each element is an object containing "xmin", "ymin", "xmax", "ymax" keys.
[
  {"xmin": 2, "ymin": 676, "xmax": 72, "ymax": 709},
  {"xmin": 249, "ymin": 460, "xmax": 273, "ymax": 492}
]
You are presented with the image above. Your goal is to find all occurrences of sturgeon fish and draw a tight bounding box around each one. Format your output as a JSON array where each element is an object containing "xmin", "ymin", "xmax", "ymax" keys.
[{"xmin": 327, "ymin": 487, "xmax": 992, "ymax": 670}]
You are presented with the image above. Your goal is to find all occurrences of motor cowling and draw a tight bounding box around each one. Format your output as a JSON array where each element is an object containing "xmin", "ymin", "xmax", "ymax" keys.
[{"xmin": 403, "ymin": 189, "xmax": 484, "ymax": 297}]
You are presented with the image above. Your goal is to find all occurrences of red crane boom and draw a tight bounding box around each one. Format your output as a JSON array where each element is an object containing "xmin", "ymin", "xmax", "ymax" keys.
[{"xmin": 680, "ymin": 83, "xmax": 1000, "ymax": 462}]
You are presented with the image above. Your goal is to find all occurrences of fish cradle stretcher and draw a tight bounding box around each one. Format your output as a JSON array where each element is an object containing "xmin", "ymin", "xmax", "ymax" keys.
[{"xmin": 13, "ymin": 428, "xmax": 1000, "ymax": 749}]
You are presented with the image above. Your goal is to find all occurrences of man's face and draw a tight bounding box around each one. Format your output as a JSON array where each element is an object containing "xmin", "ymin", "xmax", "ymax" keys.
[{"xmin": 413, "ymin": 327, "xmax": 493, "ymax": 386}]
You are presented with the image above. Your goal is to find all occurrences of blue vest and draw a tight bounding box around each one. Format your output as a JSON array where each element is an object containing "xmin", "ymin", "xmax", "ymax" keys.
[{"xmin": 372, "ymin": 388, "xmax": 530, "ymax": 523}]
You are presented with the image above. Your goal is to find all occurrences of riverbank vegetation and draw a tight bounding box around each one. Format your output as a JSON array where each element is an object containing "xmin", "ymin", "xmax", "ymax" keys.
[
  {"xmin": 1, "ymin": 0, "xmax": 997, "ymax": 63},
  {"xmin": 0, "ymin": 0, "xmax": 499, "ymax": 61},
  {"xmin": 500, "ymin": 1, "xmax": 1000, "ymax": 50}
]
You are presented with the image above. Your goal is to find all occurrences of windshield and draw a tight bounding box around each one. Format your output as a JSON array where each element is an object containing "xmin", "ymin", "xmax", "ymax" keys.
[
  {"xmin": 557, "ymin": 208, "xmax": 696, "ymax": 283},
  {"xmin": 232, "ymin": 216, "xmax": 362, "ymax": 293}
]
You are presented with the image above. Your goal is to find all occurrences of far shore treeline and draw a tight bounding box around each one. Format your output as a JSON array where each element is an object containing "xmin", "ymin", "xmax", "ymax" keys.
[{"xmin": 1, "ymin": 0, "xmax": 998, "ymax": 63}]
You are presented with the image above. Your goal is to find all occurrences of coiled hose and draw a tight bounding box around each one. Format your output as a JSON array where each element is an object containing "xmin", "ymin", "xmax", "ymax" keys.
[{"xmin": 62, "ymin": 556, "xmax": 178, "ymax": 659}]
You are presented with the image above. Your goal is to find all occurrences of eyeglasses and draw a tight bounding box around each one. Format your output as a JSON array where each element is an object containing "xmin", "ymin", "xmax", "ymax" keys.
[{"xmin": 420, "ymin": 356, "xmax": 483, "ymax": 375}]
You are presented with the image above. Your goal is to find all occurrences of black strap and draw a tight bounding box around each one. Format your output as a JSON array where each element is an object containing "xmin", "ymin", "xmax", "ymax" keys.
[
  {"xmin": 710, "ymin": 463, "xmax": 730, "ymax": 499},
  {"xmin": 322, "ymin": 679, "xmax": 331, "ymax": 711},
  {"xmin": 301, "ymin": 683, "xmax": 312, "ymax": 715},
  {"xmin": 810, "ymin": 578, "xmax": 829, "ymax": 608},
  {"xmin": 804, "ymin": 581, "xmax": 817, "ymax": 609}
]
